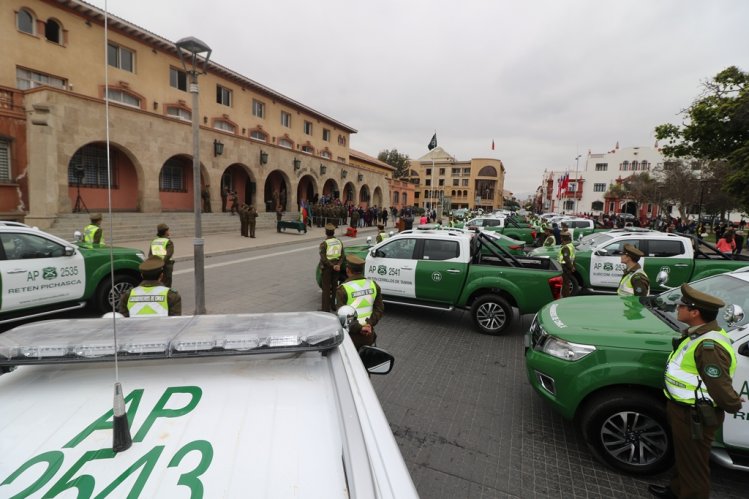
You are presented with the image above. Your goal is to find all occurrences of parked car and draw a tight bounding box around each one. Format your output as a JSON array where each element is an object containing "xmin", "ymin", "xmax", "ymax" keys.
[
  {"xmin": 525, "ymin": 268, "xmax": 749, "ymax": 474},
  {"xmin": 0, "ymin": 311, "xmax": 417, "ymax": 498},
  {"xmin": 317, "ymin": 229, "xmax": 562, "ymax": 334},
  {"xmin": 0, "ymin": 225, "xmax": 145, "ymax": 325}
]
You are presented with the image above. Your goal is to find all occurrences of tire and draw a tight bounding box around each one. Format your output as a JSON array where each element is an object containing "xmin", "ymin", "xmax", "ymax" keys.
[
  {"xmin": 579, "ymin": 390, "xmax": 673, "ymax": 475},
  {"xmin": 95, "ymin": 274, "xmax": 139, "ymax": 314},
  {"xmin": 470, "ymin": 294, "xmax": 512, "ymax": 335}
]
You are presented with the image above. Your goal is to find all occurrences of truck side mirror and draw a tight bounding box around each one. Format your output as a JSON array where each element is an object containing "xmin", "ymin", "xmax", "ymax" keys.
[
  {"xmin": 73, "ymin": 230, "xmax": 82, "ymax": 242},
  {"xmin": 366, "ymin": 236, "xmax": 372, "ymax": 246},
  {"xmin": 358, "ymin": 346, "xmax": 394, "ymax": 375},
  {"xmin": 724, "ymin": 304, "xmax": 745, "ymax": 327},
  {"xmin": 594, "ymin": 248, "xmax": 608, "ymax": 256}
]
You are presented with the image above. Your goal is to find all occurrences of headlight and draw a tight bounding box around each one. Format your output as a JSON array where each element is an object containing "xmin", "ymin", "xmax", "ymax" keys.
[
  {"xmin": 135, "ymin": 251, "xmax": 146, "ymax": 261},
  {"xmin": 541, "ymin": 337, "xmax": 596, "ymax": 361}
]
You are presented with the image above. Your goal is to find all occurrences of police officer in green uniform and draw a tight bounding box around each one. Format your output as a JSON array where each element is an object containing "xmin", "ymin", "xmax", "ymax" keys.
[
  {"xmin": 319, "ymin": 223, "xmax": 344, "ymax": 312},
  {"xmin": 648, "ymin": 284, "xmax": 742, "ymax": 499},
  {"xmin": 335, "ymin": 254, "xmax": 384, "ymax": 349},
  {"xmin": 239, "ymin": 204, "xmax": 250, "ymax": 237},
  {"xmin": 118, "ymin": 256, "xmax": 182, "ymax": 317},
  {"xmin": 83, "ymin": 213, "xmax": 104, "ymax": 245},
  {"xmin": 558, "ymin": 231, "xmax": 578, "ymax": 297},
  {"xmin": 148, "ymin": 223, "xmax": 175, "ymax": 287},
  {"xmin": 248, "ymin": 205, "xmax": 258, "ymax": 238},
  {"xmin": 617, "ymin": 243, "xmax": 649, "ymax": 297},
  {"xmin": 375, "ymin": 223, "xmax": 389, "ymax": 243},
  {"xmin": 542, "ymin": 227, "xmax": 556, "ymax": 247}
]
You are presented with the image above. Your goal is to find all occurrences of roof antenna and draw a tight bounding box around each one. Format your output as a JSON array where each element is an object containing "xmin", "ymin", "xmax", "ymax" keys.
[{"xmin": 102, "ymin": 0, "xmax": 131, "ymax": 453}]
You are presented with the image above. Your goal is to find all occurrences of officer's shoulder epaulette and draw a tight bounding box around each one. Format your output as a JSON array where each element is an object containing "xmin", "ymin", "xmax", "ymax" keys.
[{"xmin": 701, "ymin": 340, "xmax": 715, "ymax": 350}]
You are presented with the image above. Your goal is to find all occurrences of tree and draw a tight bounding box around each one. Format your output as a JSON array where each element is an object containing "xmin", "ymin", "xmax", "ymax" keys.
[
  {"xmin": 655, "ymin": 66, "xmax": 749, "ymax": 211},
  {"xmin": 377, "ymin": 149, "xmax": 411, "ymax": 179}
]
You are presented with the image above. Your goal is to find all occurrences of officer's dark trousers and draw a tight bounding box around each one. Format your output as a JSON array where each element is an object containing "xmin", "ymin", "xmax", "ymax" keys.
[
  {"xmin": 162, "ymin": 261, "xmax": 174, "ymax": 288},
  {"xmin": 320, "ymin": 267, "xmax": 336, "ymax": 312},
  {"xmin": 667, "ymin": 401, "xmax": 724, "ymax": 499}
]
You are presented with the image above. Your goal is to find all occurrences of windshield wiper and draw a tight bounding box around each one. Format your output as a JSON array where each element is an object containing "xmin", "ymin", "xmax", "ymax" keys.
[{"xmin": 646, "ymin": 303, "xmax": 681, "ymax": 331}]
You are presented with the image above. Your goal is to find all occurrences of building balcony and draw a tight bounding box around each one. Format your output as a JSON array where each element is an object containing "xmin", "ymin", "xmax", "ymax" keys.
[{"xmin": 0, "ymin": 86, "xmax": 25, "ymax": 118}]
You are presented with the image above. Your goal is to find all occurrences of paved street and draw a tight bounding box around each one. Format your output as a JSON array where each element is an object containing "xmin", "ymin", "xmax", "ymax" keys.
[{"xmin": 155, "ymin": 226, "xmax": 747, "ymax": 499}]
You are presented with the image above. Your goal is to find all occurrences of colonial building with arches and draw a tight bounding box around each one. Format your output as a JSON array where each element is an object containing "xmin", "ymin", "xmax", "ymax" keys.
[{"xmin": 1, "ymin": 0, "xmax": 392, "ymax": 227}]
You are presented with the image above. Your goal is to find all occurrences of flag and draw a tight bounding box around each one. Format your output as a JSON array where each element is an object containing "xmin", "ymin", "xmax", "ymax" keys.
[
  {"xmin": 428, "ymin": 133, "xmax": 437, "ymax": 151},
  {"xmin": 491, "ymin": 139, "xmax": 495, "ymax": 150}
]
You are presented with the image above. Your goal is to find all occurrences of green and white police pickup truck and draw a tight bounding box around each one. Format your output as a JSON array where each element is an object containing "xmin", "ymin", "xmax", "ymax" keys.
[
  {"xmin": 525, "ymin": 268, "xmax": 749, "ymax": 475},
  {"xmin": 318, "ymin": 229, "xmax": 563, "ymax": 334},
  {"xmin": 0, "ymin": 224, "xmax": 145, "ymax": 325},
  {"xmin": 462, "ymin": 216, "xmax": 538, "ymax": 244},
  {"xmin": 530, "ymin": 229, "xmax": 749, "ymax": 293}
]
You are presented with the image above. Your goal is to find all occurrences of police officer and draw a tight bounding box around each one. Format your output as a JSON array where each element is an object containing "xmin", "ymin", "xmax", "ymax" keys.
[
  {"xmin": 319, "ymin": 223, "xmax": 344, "ymax": 312},
  {"xmin": 648, "ymin": 284, "xmax": 743, "ymax": 499},
  {"xmin": 335, "ymin": 254, "xmax": 384, "ymax": 349},
  {"xmin": 375, "ymin": 223, "xmax": 389, "ymax": 243},
  {"xmin": 542, "ymin": 227, "xmax": 556, "ymax": 247},
  {"xmin": 617, "ymin": 243, "xmax": 649, "ymax": 297},
  {"xmin": 558, "ymin": 231, "xmax": 578, "ymax": 297},
  {"xmin": 118, "ymin": 256, "xmax": 182, "ymax": 317},
  {"xmin": 83, "ymin": 213, "xmax": 104, "ymax": 245},
  {"xmin": 148, "ymin": 223, "xmax": 175, "ymax": 287},
  {"xmin": 248, "ymin": 205, "xmax": 258, "ymax": 238},
  {"xmin": 239, "ymin": 204, "xmax": 250, "ymax": 237}
]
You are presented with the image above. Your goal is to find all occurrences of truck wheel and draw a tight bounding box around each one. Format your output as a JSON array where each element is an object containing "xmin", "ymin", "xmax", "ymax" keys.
[
  {"xmin": 579, "ymin": 390, "xmax": 672, "ymax": 475},
  {"xmin": 95, "ymin": 274, "xmax": 139, "ymax": 314},
  {"xmin": 470, "ymin": 294, "xmax": 512, "ymax": 335}
]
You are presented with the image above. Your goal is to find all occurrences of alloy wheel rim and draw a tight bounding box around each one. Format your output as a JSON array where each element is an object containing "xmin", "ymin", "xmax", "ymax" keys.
[
  {"xmin": 477, "ymin": 302, "xmax": 506, "ymax": 331},
  {"xmin": 600, "ymin": 410, "xmax": 668, "ymax": 467}
]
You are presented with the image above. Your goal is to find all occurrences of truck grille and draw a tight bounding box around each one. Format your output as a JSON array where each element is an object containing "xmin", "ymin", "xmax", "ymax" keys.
[{"xmin": 529, "ymin": 314, "xmax": 547, "ymax": 349}]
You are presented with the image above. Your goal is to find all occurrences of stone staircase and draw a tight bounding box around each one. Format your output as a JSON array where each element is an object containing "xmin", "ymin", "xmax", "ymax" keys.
[{"xmin": 47, "ymin": 211, "xmax": 300, "ymax": 243}]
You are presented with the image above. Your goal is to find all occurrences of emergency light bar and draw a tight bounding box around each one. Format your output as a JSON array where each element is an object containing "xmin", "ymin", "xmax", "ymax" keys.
[{"xmin": 0, "ymin": 312, "xmax": 343, "ymax": 366}]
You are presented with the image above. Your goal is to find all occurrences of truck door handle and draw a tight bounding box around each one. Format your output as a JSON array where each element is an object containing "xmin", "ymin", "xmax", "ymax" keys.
[
  {"xmin": 7, "ymin": 269, "xmax": 26, "ymax": 274},
  {"xmin": 446, "ymin": 269, "xmax": 461, "ymax": 273},
  {"xmin": 674, "ymin": 264, "xmax": 689, "ymax": 267},
  {"xmin": 402, "ymin": 267, "xmax": 414, "ymax": 271}
]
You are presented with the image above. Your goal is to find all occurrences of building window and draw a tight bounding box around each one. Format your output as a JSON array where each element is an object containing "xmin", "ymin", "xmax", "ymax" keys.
[
  {"xmin": 591, "ymin": 201, "xmax": 604, "ymax": 211},
  {"xmin": 438, "ymin": 179, "xmax": 445, "ymax": 187},
  {"xmin": 439, "ymin": 168, "xmax": 445, "ymax": 175},
  {"xmin": 452, "ymin": 179, "xmax": 459, "ymax": 186},
  {"xmin": 594, "ymin": 183, "xmax": 606, "ymax": 192},
  {"xmin": 393, "ymin": 192, "xmax": 400, "ymax": 204},
  {"xmin": 478, "ymin": 166, "xmax": 497, "ymax": 176},
  {"xmin": 337, "ymin": 156, "xmax": 346, "ymax": 163},
  {"xmin": 620, "ymin": 161, "xmax": 629, "ymax": 171},
  {"xmin": 213, "ymin": 119, "xmax": 236, "ymax": 133},
  {"xmin": 45, "ymin": 19, "xmax": 62, "ymax": 44},
  {"xmin": 278, "ymin": 138, "xmax": 293, "ymax": 149},
  {"xmin": 166, "ymin": 106, "xmax": 191, "ymax": 121},
  {"xmin": 632, "ymin": 161, "xmax": 639, "ymax": 171},
  {"xmin": 107, "ymin": 43, "xmax": 134, "ymax": 72},
  {"xmin": 461, "ymin": 179, "xmax": 468, "ymax": 186},
  {"xmin": 608, "ymin": 202, "xmax": 615, "ymax": 212},
  {"xmin": 322, "ymin": 128, "xmax": 331, "ymax": 141},
  {"xmin": 451, "ymin": 167, "xmax": 460, "ymax": 176},
  {"xmin": 425, "ymin": 179, "xmax": 431, "ymax": 186},
  {"xmin": 252, "ymin": 99, "xmax": 265, "ymax": 118},
  {"xmin": 595, "ymin": 163, "xmax": 608, "ymax": 171},
  {"xmin": 106, "ymin": 88, "xmax": 141, "ymax": 108},
  {"xmin": 0, "ymin": 139, "xmax": 11, "ymax": 182},
  {"xmin": 425, "ymin": 168, "xmax": 432, "ymax": 176},
  {"xmin": 216, "ymin": 85, "xmax": 232, "ymax": 106},
  {"xmin": 414, "ymin": 192, "xmax": 420, "ymax": 199},
  {"xmin": 16, "ymin": 67, "xmax": 66, "ymax": 90},
  {"xmin": 250, "ymin": 130, "xmax": 268, "ymax": 142},
  {"xmin": 159, "ymin": 159, "xmax": 185, "ymax": 192},
  {"xmin": 281, "ymin": 111, "xmax": 291, "ymax": 128},
  {"xmin": 301, "ymin": 145, "xmax": 314, "ymax": 154},
  {"xmin": 320, "ymin": 150, "xmax": 331, "ymax": 159},
  {"xmin": 463, "ymin": 168, "xmax": 471, "ymax": 175},
  {"xmin": 402, "ymin": 194, "xmax": 408, "ymax": 204},
  {"xmin": 170, "ymin": 67, "xmax": 187, "ymax": 91},
  {"xmin": 17, "ymin": 9, "xmax": 35, "ymax": 35},
  {"xmin": 68, "ymin": 145, "xmax": 118, "ymax": 188},
  {"xmin": 304, "ymin": 121, "xmax": 313, "ymax": 135},
  {"xmin": 338, "ymin": 135, "xmax": 346, "ymax": 146},
  {"xmin": 564, "ymin": 200, "xmax": 574, "ymax": 210}
]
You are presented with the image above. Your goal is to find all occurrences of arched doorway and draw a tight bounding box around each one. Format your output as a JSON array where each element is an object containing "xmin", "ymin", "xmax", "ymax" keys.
[
  {"xmin": 221, "ymin": 164, "xmax": 255, "ymax": 212},
  {"xmin": 323, "ymin": 179, "xmax": 339, "ymax": 201},
  {"xmin": 297, "ymin": 174, "xmax": 317, "ymax": 208},
  {"xmin": 342, "ymin": 182, "xmax": 355, "ymax": 206},
  {"xmin": 622, "ymin": 201, "xmax": 637, "ymax": 215},
  {"xmin": 263, "ymin": 170, "xmax": 289, "ymax": 212},
  {"xmin": 358, "ymin": 185, "xmax": 371, "ymax": 209},
  {"xmin": 67, "ymin": 142, "xmax": 139, "ymax": 212},
  {"xmin": 158, "ymin": 155, "xmax": 208, "ymax": 211},
  {"xmin": 372, "ymin": 186, "xmax": 383, "ymax": 208}
]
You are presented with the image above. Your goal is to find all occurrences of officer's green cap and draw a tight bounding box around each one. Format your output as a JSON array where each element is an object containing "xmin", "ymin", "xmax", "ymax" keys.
[
  {"xmin": 139, "ymin": 256, "xmax": 165, "ymax": 273},
  {"xmin": 680, "ymin": 283, "xmax": 724, "ymax": 312},
  {"xmin": 346, "ymin": 254, "xmax": 365, "ymax": 270},
  {"xmin": 623, "ymin": 243, "xmax": 644, "ymax": 259},
  {"xmin": 90, "ymin": 213, "xmax": 103, "ymax": 222},
  {"xmin": 325, "ymin": 223, "xmax": 335, "ymax": 231},
  {"xmin": 560, "ymin": 231, "xmax": 572, "ymax": 239}
]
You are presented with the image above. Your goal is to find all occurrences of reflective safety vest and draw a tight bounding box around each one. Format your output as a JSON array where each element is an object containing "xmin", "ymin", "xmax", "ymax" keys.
[
  {"xmin": 342, "ymin": 279, "xmax": 377, "ymax": 325},
  {"xmin": 127, "ymin": 285, "xmax": 170, "ymax": 316},
  {"xmin": 150, "ymin": 237, "xmax": 170, "ymax": 259},
  {"xmin": 557, "ymin": 243, "xmax": 575, "ymax": 264},
  {"xmin": 325, "ymin": 238, "xmax": 343, "ymax": 260},
  {"xmin": 378, "ymin": 232, "xmax": 389, "ymax": 241},
  {"xmin": 543, "ymin": 236, "xmax": 556, "ymax": 247},
  {"xmin": 664, "ymin": 329, "xmax": 736, "ymax": 406},
  {"xmin": 83, "ymin": 224, "xmax": 103, "ymax": 244},
  {"xmin": 617, "ymin": 267, "xmax": 648, "ymax": 296}
]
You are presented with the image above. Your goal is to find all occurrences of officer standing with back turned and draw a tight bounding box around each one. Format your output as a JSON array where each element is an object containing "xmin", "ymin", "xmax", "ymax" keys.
[
  {"xmin": 335, "ymin": 254, "xmax": 384, "ymax": 349},
  {"xmin": 647, "ymin": 284, "xmax": 742, "ymax": 499},
  {"xmin": 149, "ymin": 223, "xmax": 174, "ymax": 287},
  {"xmin": 558, "ymin": 231, "xmax": 577, "ymax": 297},
  {"xmin": 119, "ymin": 256, "xmax": 182, "ymax": 317},
  {"xmin": 319, "ymin": 223, "xmax": 344, "ymax": 312}
]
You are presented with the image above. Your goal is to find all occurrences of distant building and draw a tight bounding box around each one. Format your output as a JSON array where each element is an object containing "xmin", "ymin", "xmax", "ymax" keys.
[{"xmin": 405, "ymin": 147, "xmax": 505, "ymax": 212}]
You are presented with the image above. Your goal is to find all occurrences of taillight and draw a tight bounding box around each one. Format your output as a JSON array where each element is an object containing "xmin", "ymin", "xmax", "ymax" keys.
[
  {"xmin": 509, "ymin": 245, "xmax": 522, "ymax": 250},
  {"xmin": 548, "ymin": 276, "xmax": 563, "ymax": 300},
  {"xmin": 531, "ymin": 230, "xmax": 537, "ymax": 239}
]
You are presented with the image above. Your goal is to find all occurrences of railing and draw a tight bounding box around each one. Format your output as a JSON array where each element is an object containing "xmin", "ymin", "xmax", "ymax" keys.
[{"xmin": 0, "ymin": 86, "xmax": 24, "ymax": 114}]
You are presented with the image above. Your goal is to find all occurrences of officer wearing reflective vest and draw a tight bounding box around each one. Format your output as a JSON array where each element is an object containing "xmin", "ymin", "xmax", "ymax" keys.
[
  {"xmin": 83, "ymin": 213, "xmax": 104, "ymax": 245},
  {"xmin": 319, "ymin": 223, "xmax": 344, "ymax": 312},
  {"xmin": 376, "ymin": 223, "xmax": 389, "ymax": 244},
  {"xmin": 617, "ymin": 243, "xmax": 649, "ymax": 297},
  {"xmin": 558, "ymin": 231, "xmax": 577, "ymax": 297},
  {"xmin": 335, "ymin": 254, "xmax": 384, "ymax": 349},
  {"xmin": 148, "ymin": 223, "xmax": 175, "ymax": 287},
  {"xmin": 648, "ymin": 284, "xmax": 742, "ymax": 499},
  {"xmin": 118, "ymin": 256, "xmax": 182, "ymax": 317}
]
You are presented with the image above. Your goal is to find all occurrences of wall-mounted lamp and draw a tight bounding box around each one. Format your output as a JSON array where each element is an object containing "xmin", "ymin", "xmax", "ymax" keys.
[
  {"xmin": 319, "ymin": 164, "xmax": 327, "ymax": 175},
  {"xmin": 260, "ymin": 150, "xmax": 268, "ymax": 165},
  {"xmin": 293, "ymin": 158, "xmax": 301, "ymax": 170},
  {"xmin": 357, "ymin": 173, "xmax": 364, "ymax": 182},
  {"xmin": 213, "ymin": 139, "xmax": 224, "ymax": 157},
  {"xmin": 341, "ymin": 170, "xmax": 348, "ymax": 179}
]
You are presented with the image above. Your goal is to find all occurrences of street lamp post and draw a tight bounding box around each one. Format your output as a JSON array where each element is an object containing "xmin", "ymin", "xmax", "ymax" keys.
[
  {"xmin": 574, "ymin": 154, "xmax": 581, "ymax": 215},
  {"xmin": 176, "ymin": 36, "xmax": 212, "ymax": 315}
]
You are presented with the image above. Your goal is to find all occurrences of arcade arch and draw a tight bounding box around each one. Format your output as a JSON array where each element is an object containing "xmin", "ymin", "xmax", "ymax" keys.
[
  {"xmin": 67, "ymin": 142, "xmax": 140, "ymax": 212},
  {"xmin": 263, "ymin": 170, "xmax": 290, "ymax": 212},
  {"xmin": 158, "ymin": 154, "xmax": 208, "ymax": 211}
]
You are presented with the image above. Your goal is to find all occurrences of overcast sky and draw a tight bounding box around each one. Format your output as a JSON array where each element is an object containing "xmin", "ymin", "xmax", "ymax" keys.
[{"xmin": 88, "ymin": 0, "xmax": 749, "ymax": 198}]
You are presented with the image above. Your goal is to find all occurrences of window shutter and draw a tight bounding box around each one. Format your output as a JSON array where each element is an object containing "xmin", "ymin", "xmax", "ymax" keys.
[{"xmin": 0, "ymin": 140, "xmax": 10, "ymax": 181}]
